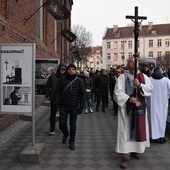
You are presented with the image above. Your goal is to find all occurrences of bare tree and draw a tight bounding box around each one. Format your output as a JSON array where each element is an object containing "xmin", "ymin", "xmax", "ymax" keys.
[
  {"xmin": 156, "ymin": 54, "xmax": 170, "ymax": 72},
  {"xmin": 71, "ymin": 24, "xmax": 93, "ymax": 69}
]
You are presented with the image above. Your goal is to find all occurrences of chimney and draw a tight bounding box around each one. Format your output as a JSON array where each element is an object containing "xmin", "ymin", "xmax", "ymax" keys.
[
  {"xmin": 148, "ymin": 22, "xmax": 153, "ymax": 30},
  {"xmin": 113, "ymin": 25, "xmax": 118, "ymax": 32}
]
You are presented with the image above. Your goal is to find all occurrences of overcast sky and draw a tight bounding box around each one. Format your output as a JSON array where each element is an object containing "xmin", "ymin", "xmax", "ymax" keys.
[{"xmin": 71, "ymin": 0, "xmax": 170, "ymax": 46}]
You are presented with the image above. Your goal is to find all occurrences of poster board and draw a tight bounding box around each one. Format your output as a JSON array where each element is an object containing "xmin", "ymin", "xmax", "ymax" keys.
[
  {"xmin": 0, "ymin": 43, "xmax": 35, "ymax": 114},
  {"xmin": 35, "ymin": 59, "xmax": 59, "ymax": 95}
]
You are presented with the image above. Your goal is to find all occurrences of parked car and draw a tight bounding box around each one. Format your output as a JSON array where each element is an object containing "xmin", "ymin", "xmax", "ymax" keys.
[{"xmin": 137, "ymin": 57, "xmax": 156, "ymax": 68}]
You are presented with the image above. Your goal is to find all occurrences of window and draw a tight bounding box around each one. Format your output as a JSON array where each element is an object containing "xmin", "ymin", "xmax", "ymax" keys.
[
  {"xmin": 115, "ymin": 32, "xmax": 120, "ymax": 37},
  {"xmin": 149, "ymin": 40, "xmax": 153, "ymax": 47},
  {"xmin": 97, "ymin": 56, "xmax": 99, "ymax": 59},
  {"xmin": 114, "ymin": 53, "xmax": 118, "ymax": 61},
  {"xmin": 165, "ymin": 39, "xmax": 170, "ymax": 47},
  {"xmin": 157, "ymin": 39, "xmax": 162, "ymax": 47},
  {"xmin": 128, "ymin": 52, "xmax": 133, "ymax": 59},
  {"xmin": 114, "ymin": 41, "xmax": 118, "ymax": 49},
  {"xmin": 107, "ymin": 42, "xmax": 111, "ymax": 49},
  {"xmin": 128, "ymin": 41, "xmax": 132, "ymax": 48},
  {"xmin": 149, "ymin": 52, "xmax": 153, "ymax": 57},
  {"xmin": 97, "ymin": 62, "xmax": 99, "ymax": 65},
  {"xmin": 151, "ymin": 30, "xmax": 157, "ymax": 35},
  {"xmin": 157, "ymin": 51, "xmax": 162, "ymax": 57},
  {"xmin": 165, "ymin": 51, "xmax": 170, "ymax": 56},
  {"xmin": 121, "ymin": 52, "xmax": 125, "ymax": 59},
  {"xmin": 107, "ymin": 53, "xmax": 111, "ymax": 60},
  {"xmin": 121, "ymin": 41, "xmax": 126, "ymax": 48},
  {"xmin": 138, "ymin": 40, "xmax": 140, "ymax": 48}
]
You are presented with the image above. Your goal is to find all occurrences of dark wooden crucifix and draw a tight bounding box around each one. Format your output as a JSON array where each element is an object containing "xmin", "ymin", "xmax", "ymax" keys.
[
  {"xmin": 4, "ymin": 60, "xmax": 9, "ymax": 70},
  {"xmin": 126, "ymin": 6, "xmax": 147, "ymax": 138},
  {"xmin": 126, "ymin": 6, "xmax": 147, "ymax": 80}
]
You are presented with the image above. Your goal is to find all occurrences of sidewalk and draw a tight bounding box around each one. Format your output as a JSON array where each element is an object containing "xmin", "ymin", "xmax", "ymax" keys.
[{"xmin": 0, "ymin": 104, "xmax": 170, "ymax": 170}]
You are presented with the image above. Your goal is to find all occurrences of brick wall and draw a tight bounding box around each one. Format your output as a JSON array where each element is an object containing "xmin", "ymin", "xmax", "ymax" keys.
[{"xmin": 0, "ymin": 0, "xmax": 73, "ymax": 132}]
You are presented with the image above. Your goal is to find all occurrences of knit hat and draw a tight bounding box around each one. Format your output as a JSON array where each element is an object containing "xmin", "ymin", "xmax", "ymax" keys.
[
  {"xmin": 67, "ymin": 63, "xmax": 76, "ymax": 70},
  {"xmin": 100, "ymin": 69, "xmax": 105, "ymax": 73},
  {"xmin": 143, "ymin": 63, "xmax": 149, "ymax": 68},
  {"xmin": 84, "ymin": 70, "xmax": 89, "ymax": 76}
]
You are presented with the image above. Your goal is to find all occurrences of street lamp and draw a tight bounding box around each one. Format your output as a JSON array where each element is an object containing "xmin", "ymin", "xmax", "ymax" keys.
[{"xmin": 121, "ymin": 40, "xmax": 126, "ymax": 65}]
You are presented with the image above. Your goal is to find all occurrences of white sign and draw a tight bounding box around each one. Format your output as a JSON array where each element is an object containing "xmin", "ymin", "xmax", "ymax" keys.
[{"xmin": 0, "ymin": 44, "xmax": 35, "ymax": 114}]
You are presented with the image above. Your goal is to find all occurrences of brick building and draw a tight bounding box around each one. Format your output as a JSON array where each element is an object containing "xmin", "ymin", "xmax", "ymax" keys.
[{"xmin": 0, "ymin": 0, "xmax": 73, "ymax": 131}]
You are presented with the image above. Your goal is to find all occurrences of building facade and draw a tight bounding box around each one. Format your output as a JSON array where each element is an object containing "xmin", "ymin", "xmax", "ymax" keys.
[
  {"xmin": 88, "ymin": 46, "xmax": 102, "ymax": 71},
  {"xmin": 102, "ymin": 22, "xmax": 170, "ymax": 69},
  {"xmin": 0, "ymin": 0, "xmax": 73, "ymax": 131},
  {"xmin": 0, "ymin": 0, "xmax": 73, "ymax": 63}
]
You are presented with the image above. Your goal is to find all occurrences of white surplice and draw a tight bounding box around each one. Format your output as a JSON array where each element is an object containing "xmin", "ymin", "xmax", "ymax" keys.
[
  {"xmin": 114, "ymin": 73, "xmax": 153, "ymax": 154},
  {"xmin": 150, "ymin": 76, "xmax": 170, "ymax": 139}
]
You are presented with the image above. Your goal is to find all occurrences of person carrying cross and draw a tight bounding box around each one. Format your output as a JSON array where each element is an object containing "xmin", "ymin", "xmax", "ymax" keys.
[{"xmin": 113, "ymin": 57, "xmax": 153, "ymax": 168}]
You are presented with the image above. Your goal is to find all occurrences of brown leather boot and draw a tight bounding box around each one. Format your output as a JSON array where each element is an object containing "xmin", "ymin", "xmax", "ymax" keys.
[
  {"xmin": 120, "ymin": 154, "xmax": 130, "ymax": 169},
  {"xmin": 131, "ymin": 152, "xmax": 141, "ymax": 159}
]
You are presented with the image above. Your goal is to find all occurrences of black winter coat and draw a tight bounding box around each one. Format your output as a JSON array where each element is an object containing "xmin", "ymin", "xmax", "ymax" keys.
[
  {"xmin": 83, "ymin": 77, "xmax": 93, "ymax": 99},
  {"xmin": 45, "ymin": 63, "xmax": 67, "ymax": 102},
  {"xmin": 95, "ymin": 74, "xmax": 109, "ymax": 97},
  {"xmin": 45, "ymin": 72, "xmax": 58, "ymax": 101},
  {"xmin": 56, "ymin": 75, "xmax": 86, "ymax": 109},
  {"xmin": 89, "ymin": 73, "xmax": 97, "ymax": 93}
]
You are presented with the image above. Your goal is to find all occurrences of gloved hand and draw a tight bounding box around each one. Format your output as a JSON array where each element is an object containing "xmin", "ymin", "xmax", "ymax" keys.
[{"xmin": 78, "ymin": 108, "xmax": 83, "ymax": 115}]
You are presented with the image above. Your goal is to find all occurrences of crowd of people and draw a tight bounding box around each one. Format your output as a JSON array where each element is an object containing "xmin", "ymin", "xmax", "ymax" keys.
[{"xmin": 45, "ymin": 59, "xmax": 170, "ymax": 168}]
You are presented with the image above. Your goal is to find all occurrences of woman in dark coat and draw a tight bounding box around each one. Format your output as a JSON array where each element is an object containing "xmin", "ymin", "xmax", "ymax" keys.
[{"xmin": 83, "ymin": 71, "xmax": 93, "ymax": 114}]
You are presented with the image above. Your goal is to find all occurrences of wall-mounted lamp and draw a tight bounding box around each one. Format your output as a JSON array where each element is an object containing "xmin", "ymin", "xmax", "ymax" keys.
[
  {"xmin": 44, "ymin": 0, "xmax": 70, "ymax": 20},
  {"xmin": 61, "ymin": 28, "xmax": 77, "ymax": 43}
]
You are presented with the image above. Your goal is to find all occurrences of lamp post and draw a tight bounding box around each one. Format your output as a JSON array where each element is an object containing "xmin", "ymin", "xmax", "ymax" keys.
[{"xmin": 121, "ymin": 40, "xmax": 126, "ymax": 65}]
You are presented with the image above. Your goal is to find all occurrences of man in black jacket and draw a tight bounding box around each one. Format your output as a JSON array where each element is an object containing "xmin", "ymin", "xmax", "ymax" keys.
[
  {"xmin": 45, "ymin": 63, "xmax": 67, "ymax": 135},
  {"xmin": 56, "ymin": 63, "xmax": 86, "ymax": 150},
  {"xmin": 95, "ymin": 69, "xmax": 109, "ymax": 112}
]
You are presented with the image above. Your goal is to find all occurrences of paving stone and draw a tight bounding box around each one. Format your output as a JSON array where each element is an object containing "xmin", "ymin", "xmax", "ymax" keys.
[{"xmin": 0, "ymin": 105, "xmax": 170, "ymax": 169}]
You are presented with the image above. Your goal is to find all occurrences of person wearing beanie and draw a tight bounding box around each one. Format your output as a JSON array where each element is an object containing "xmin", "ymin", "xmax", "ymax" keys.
[
  {"xmin": 45, "ymin": 62, "xmax": 67, "ymax": 135},
  {"xmin": 67, "ymin": 63, "xmax": 76, "ymax": 70},
  {"xmin": 83, "ymin": 70, "xmax": 93, "ymax": 114},
  {"xmin": 55, "ymin": 63, "xmax": 86, "ymax": 150},
  {"xmin": 141, "ymin": 63, "xmax": 152, "ymax": 77}
]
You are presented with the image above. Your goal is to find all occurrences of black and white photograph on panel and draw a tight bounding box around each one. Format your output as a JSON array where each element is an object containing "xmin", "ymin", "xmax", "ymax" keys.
[
  {"xmin": 35, "ymin": 59, "xmax": 58, "ymax": 95},
  {"xmin": 3, "ymin": 86, "xmax": 31, "ymax": 106},
  {"xmin": 2, "ymin": 60, "xmax": 22, "ymax": 84},
  {"xmin": 0, "ymin": 43, "xmax": 35, "ymax": 114}
]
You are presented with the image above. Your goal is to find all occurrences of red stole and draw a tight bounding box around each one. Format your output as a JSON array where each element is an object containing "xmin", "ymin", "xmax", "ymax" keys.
[{"xmin": 135, "ymin": 73, "xmax": 146, "ymax": 142}]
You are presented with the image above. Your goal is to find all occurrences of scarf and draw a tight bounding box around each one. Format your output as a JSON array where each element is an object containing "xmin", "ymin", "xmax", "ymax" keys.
[{"xmin": 125, "ymin": 72, "xmax": 146, "ymax": 142}]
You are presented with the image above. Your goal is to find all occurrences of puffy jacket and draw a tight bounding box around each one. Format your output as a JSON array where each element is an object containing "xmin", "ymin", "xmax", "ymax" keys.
[
  {"xmin": 56, "ymin": 75, "xmax": 86, "ymax": 109},
  {"xmin": 95, "ymin": 73, "xmax": 109, "ymax": 97},
  {"xmin": 45, "ymin": 72, "xmax": 58, "ymax": 101}
]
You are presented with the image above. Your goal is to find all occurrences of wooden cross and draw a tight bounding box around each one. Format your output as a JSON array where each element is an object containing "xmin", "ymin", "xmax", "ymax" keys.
[
  {"xmin": 126, "ymin": 6, "xmax": 147, "ymax": 59},
  {"xmin": 126, "ymin": 6, "xmax": 147, "ymax": 79},
  {"xmin": 126, "ymin": 7, "xmax": 147, "ymax": 139},
  {"xmin": 4, "ymin": 60, "xmax": 9, "ymax": 70}
]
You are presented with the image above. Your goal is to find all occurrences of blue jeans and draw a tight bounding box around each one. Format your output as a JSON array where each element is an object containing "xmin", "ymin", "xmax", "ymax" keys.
[
  {"xmin": 84, "ymin": 98, "xmax": 93, "ymax": 109},
  {"xmin": 59, "ymin": 105, "xmax": 78, "ymax": 144}
]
